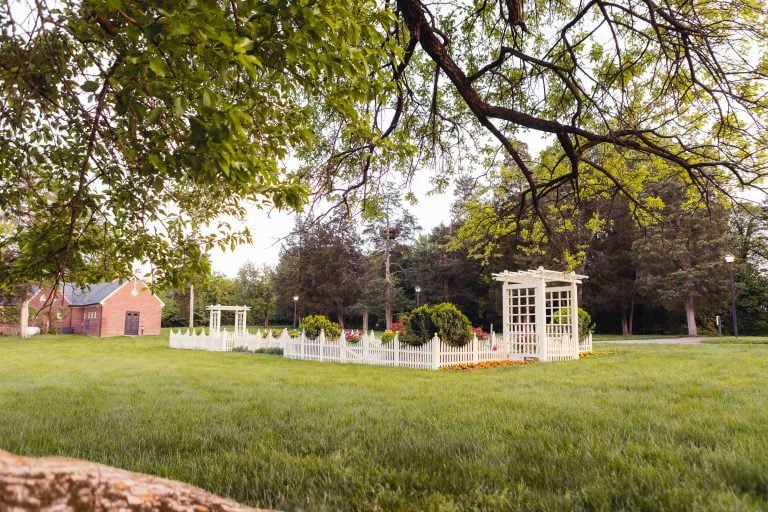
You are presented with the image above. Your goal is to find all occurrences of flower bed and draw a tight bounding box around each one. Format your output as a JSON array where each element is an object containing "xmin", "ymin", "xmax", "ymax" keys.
[
  {"xmin": 443, "ymin": 359, "xmax": 537, "ymax": 371},
  {"xmin": 578, "ymin": 350, "xmax": 618, "ymax": 359}
]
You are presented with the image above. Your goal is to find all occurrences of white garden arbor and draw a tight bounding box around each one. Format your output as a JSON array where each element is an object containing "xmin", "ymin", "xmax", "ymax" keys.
[
  {"xmin": 206, "ymin": 304, "xmax": 250, "ymax": 337},
  {"xmin": 493, "ymin": 267, "xmax": 588, "ymax": 362}
]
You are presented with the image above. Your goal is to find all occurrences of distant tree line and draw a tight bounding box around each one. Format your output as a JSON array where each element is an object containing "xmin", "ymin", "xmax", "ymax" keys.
[{"xmin": 161, "ymin": 172, "xmax": 768, "ymax": 336}]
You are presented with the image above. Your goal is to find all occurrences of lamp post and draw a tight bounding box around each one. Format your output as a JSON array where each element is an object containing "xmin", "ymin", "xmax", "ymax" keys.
[
  {"xmin": 293, "ymin": 296, "xmax": 299, "ymax": 329},
  {"xmin": 415, "ymin": 285, "xmax": 421, "ymax": 307},
  {"xmin": 724, "ymin": 253, "xmax": 738, "ymax": 337}
]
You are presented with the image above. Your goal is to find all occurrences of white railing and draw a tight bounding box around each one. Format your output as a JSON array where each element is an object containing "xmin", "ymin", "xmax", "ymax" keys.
[
  {"xmin": 169, "ymin": 328, "xmax": 293, "ymax": 352},
  {"xmin": 169, "ymin": 328, "xmax": 236, "ymax": 352},
  {"xmin": 170, "ymin": 327, "xmax": 585, "ymax": 366},
  {"xmin": 284, "ymin": 330, "xmax": 530, "ymax": 369},
  {"xmin": 545, "ymin": 334, "xmax": 579, "ymax": 361},
  {"xmin": 579, "ymin": 332, "xmax": 593, "ymax": 353}
]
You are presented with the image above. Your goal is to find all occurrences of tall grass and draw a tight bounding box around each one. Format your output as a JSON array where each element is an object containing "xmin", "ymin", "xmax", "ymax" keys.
[{"xmin": 1, "ymin": 334, "xmax": 766, "ymax": 511}]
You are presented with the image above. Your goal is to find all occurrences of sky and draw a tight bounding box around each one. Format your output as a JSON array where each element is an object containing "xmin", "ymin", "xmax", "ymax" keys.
[{"xmin": 208, "ymin": 174, "xmax": 457, "ymax": 277}]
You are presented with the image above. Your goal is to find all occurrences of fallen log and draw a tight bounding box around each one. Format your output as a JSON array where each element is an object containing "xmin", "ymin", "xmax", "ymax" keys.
[{"xmin": 0, "ymin": 450, "xmax": 276, "ymax": 511}]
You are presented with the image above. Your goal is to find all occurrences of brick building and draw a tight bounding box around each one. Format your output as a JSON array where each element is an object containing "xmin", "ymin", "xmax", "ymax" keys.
[{"xmin": 28, "ymin": 277, "xmax": 164, "ymax": 337}]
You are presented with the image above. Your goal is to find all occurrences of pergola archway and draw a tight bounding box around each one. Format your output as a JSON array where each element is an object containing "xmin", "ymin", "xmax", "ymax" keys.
[
  {"xmin": 493, "ymin": 267, "xmax": 587, "ymax": 361},
  {"xmin": 206, "ymin": 304, "xmax": 251, "ymax": 337}
]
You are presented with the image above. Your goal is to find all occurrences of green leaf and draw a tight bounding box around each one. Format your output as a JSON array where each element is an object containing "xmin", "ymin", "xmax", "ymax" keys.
[
  {"xmin": 81, "ymin": 81, "xmax": 99, "ymax": 92},
  {"xmin": 149, "ymin": 57, "xmax": 166, "ymax": 78}
]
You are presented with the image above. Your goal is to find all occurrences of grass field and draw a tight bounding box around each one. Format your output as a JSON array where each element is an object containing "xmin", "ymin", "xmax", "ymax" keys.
[
  {"xmin": 702, "ymin": 336, "xmax": 768, "ymax": 344},
  {"xmin": 1, "ymin": 334, "xmax": 767, "ymax": 511}
]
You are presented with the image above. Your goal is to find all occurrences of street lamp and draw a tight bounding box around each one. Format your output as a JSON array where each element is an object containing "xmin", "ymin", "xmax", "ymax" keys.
[
  {"xmin": 415, "ymin": 285, "xmax": 421, "ymax": 307},
  {"xmin": 293, "ymin": 295, "xmax": 299, "ymax": 329},
  {"xmin": 724, "ymin": 253, "xmax": 738, "ymax": 337}
]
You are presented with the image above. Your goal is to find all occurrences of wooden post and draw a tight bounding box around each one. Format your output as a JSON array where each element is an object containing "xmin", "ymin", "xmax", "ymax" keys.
[
  {"xmin": 570, "ymin": 281, "xmax": 580, "ymax": 355},
  {"xmin": 432, "ymin": 334, "xmax": 440, "ymax": 370},
  {"xmin": 535, "ymin": 276, "xmax": 547, "ymax": 362},
  {"xmin": 472, "ymin": 335, "xmax": 479, "ymax": 364},
  {"xmin": 394, "ymin": 334, "xmax": 400, "ymax": 367}
]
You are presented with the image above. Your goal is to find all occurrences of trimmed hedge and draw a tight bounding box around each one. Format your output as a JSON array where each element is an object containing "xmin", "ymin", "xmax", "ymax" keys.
[
  {"xmin": 402, "ymin": 303, "xmax": 473, "ymax": 347},
  {"xmin": 301, "ymin": 315, "xmax": 341, "ymax": 339}
]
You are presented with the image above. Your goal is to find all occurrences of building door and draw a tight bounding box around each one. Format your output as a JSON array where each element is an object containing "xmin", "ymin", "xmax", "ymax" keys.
[{"xmin": 124, "ymin": 311, "xmax": 140, "ymax": 336}]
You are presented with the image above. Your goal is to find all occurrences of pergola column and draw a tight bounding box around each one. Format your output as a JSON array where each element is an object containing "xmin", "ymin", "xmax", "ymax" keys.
[
  {"xmin": 570, "ymin": 281, "xmax": 579, "ymax": 343},
  {"xmin": 535, "ymin": 276, "xmax": 548, "ymax": 362}
]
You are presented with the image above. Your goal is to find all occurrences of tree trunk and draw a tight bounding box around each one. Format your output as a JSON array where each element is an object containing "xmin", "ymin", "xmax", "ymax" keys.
[
  {"xmin": 621, "ymin": 300, "xmax": 635, "ymax": 336},
  {"xmin": 188, "ymin": 284, "xmax": 194, "ymax": 329},
  {"xmin": 384, "ymin": 224, "xmax": 393, "ymax": 329},
  {"xmin": 685, "ymin": 294, "xmax": 698, "ymax": 336},
  {"xmin": 263, "ymin": 311, "xmax": 269, "ymax": 328},
  {"xmin": 0, "ymin": 450, "xmax": 273, "ymax": 511},
  {"xmin": 20, "ymin": 298, "xmax": 29, "ymax": 339},
  {"xmin": 362, "ymin": 311, "xmax": 369, "ymax": 332}
]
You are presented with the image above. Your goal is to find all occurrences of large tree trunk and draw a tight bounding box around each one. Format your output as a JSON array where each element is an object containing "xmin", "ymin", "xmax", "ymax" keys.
[
  {"xmin": 384, "ymin": 234, "xmax": 393, "ymax": 330},
  {"xmin": 189, "ymin": 284, "xmax": 194, "ymax": 329},
  {"xmin": 685, "ymin": 294, "xmax": 698, "ymax": 336},
  {"xmin": 19, "ymin": 298, "xmax": 30, "ymax": 339},
  {"xmin": 0, "ymin": 450, "xmax": 274, "ymax": 511},
  {"xmin": 362, "ymin": 311, "xmax": 369, "ymax": 332},
  {"xmin": 621, "ymin": 300, "xmax": 635, "ymax": 335}
]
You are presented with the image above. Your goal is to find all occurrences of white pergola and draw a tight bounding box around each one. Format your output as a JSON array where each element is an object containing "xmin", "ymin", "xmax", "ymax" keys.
[
  {"xmin": 492, "ymin": 267, "xmax": 588, "ymax": 361},
  {"xmin": 206, "ymin": 304, "xmax": 251, "ymax": 337}
]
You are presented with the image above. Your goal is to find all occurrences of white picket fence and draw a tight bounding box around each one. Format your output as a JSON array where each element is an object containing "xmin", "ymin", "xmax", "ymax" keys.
[
  {"xmin": 169, "ymin": 328, "xmax": 290, "ymax": 352},
  {"xmin": 283, "ymin": 330, "xmax": 515, "ymax": 369},
  {"xmin": 169, "ymin": 328, "xmax": 592, "ymax": 366},
  {"xmin": 579, "ymin": 332, "xmax": 593, "ymax": 353}
]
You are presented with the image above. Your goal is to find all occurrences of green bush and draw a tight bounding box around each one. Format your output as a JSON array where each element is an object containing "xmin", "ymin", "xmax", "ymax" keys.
[
  {"xmin": 255, "ymin": 347, "xmax": 284, "ymax": 355},
  {"xmin": 300, "ymin": 315, "xmax": 341, "ymax": 339},
  {"xmin": 402, "ymin": 303, "xmax": 472, "ymax": 347},
  {"xmin": 430, "ymin": 303, "xmax": 472, "ymax": 347},
  {"xmin": 402, "ymin": 305, "xmax": 435, "ymax": 346},
  {"xmin": 552, "ymin": 307, "xmax": 595, "ymax": 339},
  {"xmin": 288, "ymin": 329, "xmax": 301, "ymax": 338},
  {"xmin": 381, "ymin": 330, "xmax": 396, "ymax": 344}
]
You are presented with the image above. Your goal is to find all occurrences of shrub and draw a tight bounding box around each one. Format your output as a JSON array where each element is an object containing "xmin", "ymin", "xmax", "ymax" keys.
[
  {"xmin": 301, "ymin": 315, "xmax": 341, "ymax": 339},
  {"xmin": 270, "ymin": 328, "xmax": 283, "ymax": 337},
  {"xmin": 255, "ymin": 347, "xmax": 284, "ymax": 355},
  {"xmin": 381, "ymin": 330, "xmax": 396, "ymax": 344},
  {"xmin": 430, "ymin": 303, "xmax": 472, "ymax": 347},
  {"xmin": 390, "ymin": 320, "xmax": 407, "ymax": 334},
  {"xmin": 288, "ymin": 329, "xmax": 300, "ymax": 338},
  {"xmin": 552, "ymin": 307, "xmax": 595, "ymax": 339},
  {"xmin": 402, "ymin": 303, "xmax": 473, "ymax": 347},
  {"xmin": 402, "ymin": 305, "xmax": 435, "ymax": 346},
  {"xmin": 472, "ymin": 326, "xmax": 489, "ymax": 340},
  {"xmin": 345, "ymin": 331, "xmax": 361, "ymax": 343}
]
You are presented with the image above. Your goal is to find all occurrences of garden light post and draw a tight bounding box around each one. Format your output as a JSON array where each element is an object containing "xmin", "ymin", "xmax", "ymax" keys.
[
  {"xmin": 724, "ymin": 253, "xmax": 738, "ymax": 337},
  {"xmin": 293, "ymin": 296, "xmax": 299, "ymax": 329},
  {"xmin": 415, "ymin": 285, "xmax": 421, "ymax": 307}
]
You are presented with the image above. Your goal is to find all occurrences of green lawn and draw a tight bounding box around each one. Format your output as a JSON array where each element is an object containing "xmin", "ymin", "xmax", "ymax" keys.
[
  {"xmin": 591, "ymin": 333, "xmax": 689, "ymax": 341},
  {"xmin": 702, "ymin": 336, "xmax": 768, "ymax": 344},
  {"xmin": 1, "ymin": 334, "xmax": 767, "ymax": 511}
]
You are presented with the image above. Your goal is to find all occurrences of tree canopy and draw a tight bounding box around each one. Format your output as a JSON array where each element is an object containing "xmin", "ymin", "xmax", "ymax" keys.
[{"xmin": 2, "ymin": 0, "xmax": 767, "ymax": 289}]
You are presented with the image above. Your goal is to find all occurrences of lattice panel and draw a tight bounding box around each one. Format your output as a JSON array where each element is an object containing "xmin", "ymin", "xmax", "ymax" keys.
[
  {"xmin": 545, "ymin": 288, "xmax": 571, "ymax": 324},
  {"xmin": 506, "ymin": 287, "xmax": 536, "ymax": 331}
]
